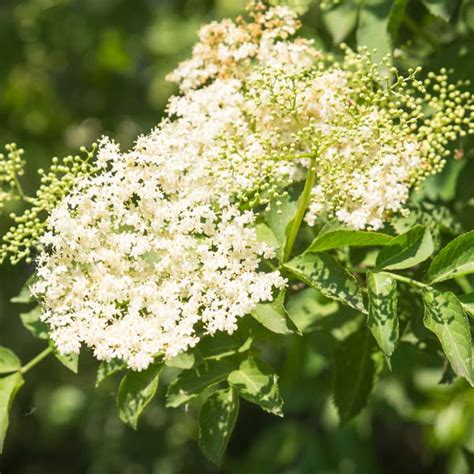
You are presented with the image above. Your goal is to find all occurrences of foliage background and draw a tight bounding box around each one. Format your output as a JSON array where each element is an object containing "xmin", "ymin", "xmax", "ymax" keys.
[{"xmin": 0, "ymin": 0, "xmax": 473, "ymax": 473}]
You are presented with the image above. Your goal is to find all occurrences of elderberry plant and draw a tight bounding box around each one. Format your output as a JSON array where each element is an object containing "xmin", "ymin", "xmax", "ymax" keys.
[{"xmin": 0, "ymin": 2, "xmax": 473, "ymax": 465}]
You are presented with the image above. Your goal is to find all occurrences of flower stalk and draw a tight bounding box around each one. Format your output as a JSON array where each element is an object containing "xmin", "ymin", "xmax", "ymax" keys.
[
  {"xmin": 283, "ymin": 156, "xmax": 317, "ymax": 262},
  {"xmin": 20, "ymin": 347, "xmax": 53, "ymax": 375}
]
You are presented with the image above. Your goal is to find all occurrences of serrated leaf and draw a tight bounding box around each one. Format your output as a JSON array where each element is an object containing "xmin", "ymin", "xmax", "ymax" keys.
[
  {"xmin": 96, "ymin": 359, "xmax": 127, "ymax": 387},
  {"xmin": 428, "ymin": 231, "xmax": 474, "ymax": 283},
  {"xmin": 306, "ymin": 229, "xmax": 393, "ymax": 253},
  {"xmin": 457, "ymin": 293, "xmax": 474, "ymax": 317},
  {"xmin": 227, "ymin": 357, "xmax": 283, "ymax": 417},
  {"xmin": 422, "ymin": 0, "xmax": 458, "ymax": 21},
  {"xmin": 251, "ymin": 292, "xmax": 300, "ymax": 335},
  {"xmin": 19, "ymin": 306, "xmax": 48, "ymax": 340},
  {"xmin": 367, "ymin": 272, "xmax": 399, "ymax": 364},
  {"xmin": 285, "ymin": 288, "xmax": 339, "ymax": 333},
  {"xmin": 422, "ymin": 289, "xmax": 473, "ymax": 385},
  {"xmin": 199, "ymin": 388, "xmax": 239, "ymax": 466},
  {"xmin": 284, "ymin": 253, "xmax": 366, "ymax": 313},
  {"xmin": 0, "ymin": 372, "xmax": 24, "ymax": 453},
  {"xmin": 264, "ymin": 194, "xmax": 297, "ymax": 262},
  {"xmin": 0, "ymin": 348, "xmax": 21, "ymax": 375},
  {"xmin": 166, "ymin": 358, "xmax": 240, "ymax": 408},
  {"xmin": 357, "ymin": 0, "xmax": 393, "ymax": 66},
  {"xmin": 333, "ymin": 328, "xmax": 379, "ymax": 424},
  {"xmin": 117, "ymin": 362, "xmax": 162, "ymax": 429},
  {"xmin": 376, "ymin": 225, "xmax": 434, "ymax": 270}
]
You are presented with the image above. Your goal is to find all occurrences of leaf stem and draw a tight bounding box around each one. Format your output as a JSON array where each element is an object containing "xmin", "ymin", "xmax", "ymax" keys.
[
  {"xmin": 387, "ymin": 273, "xmax": 430, "ymax": 290},
  {"xmin": 20, "ymin": 347, "xmax": 53, "ymax": 374},
  {"xmin": 283, "ymin": 157, "xmax": 317, "ymax": 262}
]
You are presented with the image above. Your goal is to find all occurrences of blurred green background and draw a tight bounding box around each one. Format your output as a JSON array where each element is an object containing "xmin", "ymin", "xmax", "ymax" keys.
[{"xmin": 0, "ymin": 1, "xmax": 473, "ymax": 473}]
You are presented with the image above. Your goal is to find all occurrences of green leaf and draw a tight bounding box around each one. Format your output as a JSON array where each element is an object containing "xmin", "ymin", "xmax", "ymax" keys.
[
  {"xmin": 255, "ymin": 222, "xmax": 279, "ymax": 250},
  {"xmin": 51, "ymin": 345, "xmax": 79, "ymax": 374},
  {"xmin": 227, "ymin": 357, "xmax": 283, "ymax": 417},
  {"xmin": 422, "ymin": 0, "xmax": 458, "ymax": 21},
  {"xmin": 0, "ymin": 348, "xmax": 21, "ymax": 375},
  {"xmin": 387, "ymin": 0, "xmax": 409, "ymax": 39},
  {"xmin": 19, "ymin": 306, "xmax": 48, "ymax": 340},
  {"xmin": 376, "ymin": 225, "xmax": 434, "ymax": 270},
  {"xmin": 427, "ymin": 231, "xmax": 474, "ymax": 283},
  {"xmin": 284, "ymin": 253, "xmax": 366, "ymax": 313},
  {"xmin": 422, "ymin": 289, "xmax": 473, "ymax": 385},
  {"xmin": 199, "ymin": 388, "xmax": 239, "ymax": 466},
  {"xmin": 165, "ymin": 351, "xmax": 196, "ymax": 370},
  {"xmin": 117, "ymin": 362, "xmax": 162, "ymax": 429},
  {"xmin": 264, "ymin": 195, "xmax": 297, "ymax": 262},
  {"xmin": 285, "ymin": 288, "xmax": 340, "ymax": 333},
  {"xmin": 324, "ymin": 2, "xmax": 359, "ymax": 44},
  {"xmin": 197, "ymin": 332, "xmax": 252, "ymax": 361},
  {"xmin": 166, "ymin": 358, "xmax": 240, "ymax": 408},
  {"xmin": 333, "ymin": 328, "xmax": 379, "ymax": 424},
  {"xmin": 251, "ymin": 292, "xmax": 300, "ymax": 335},
  {"xmin": 357, "ymin": 0, "xmax": 393, "ymax": 66},
  {"xmin": 367, "ymin": 272, "xmax": 399, "ymax": 364},
  {"xmin": 10, "ymin": 275, "xmax": 35, "ymax": 304},
  {"xmin": 306, "ymin": 229, "xmax": 393, "ymax": 253},
  {"xmin": 457, "ymin": 293, "xmax": 474, "ymax": 317},
  {"xmin": 96, "ymin": 359, "xmax": 127, "ymax": 387},
  {"xmin": 0, "ymin": 372, "xmax": 24, "ymax": 453}
]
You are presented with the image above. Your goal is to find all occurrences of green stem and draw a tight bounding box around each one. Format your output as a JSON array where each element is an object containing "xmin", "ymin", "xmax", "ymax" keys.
[
  {"xmin": 349, "ymin": 267, "xmax": 370, "ymax": 274},
  {"xmin": 283, "ymin": 157, "xmax": 317, "ymax": 262},
  {"xmin": 20, "ymin": 347, "xmax": 53, "ymax": 374},
  {"xmin": 13, "ymin": 172, "xmax": 36, "ymax": 205},
  {"xmin": 455, "ymin": 276, "xmax": 472, "ymax": 295},
  {"xmin": 387, "ymin": 273, "xmax": 430, "ymax": 290}
]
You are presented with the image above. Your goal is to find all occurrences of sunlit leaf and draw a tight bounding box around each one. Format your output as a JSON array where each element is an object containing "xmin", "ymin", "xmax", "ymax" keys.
[
  {"xmin": 376, "ymin": 225, "xmax": 434, "ymax": 270},
  {"xmin": 251, "ymin": 291, "xmax": 300, "ymax": 335},
  {"xmin": 228, "ymin": 357, "xmax": 283, "ymax": 417},
  {"xmin": 284, "ymin": 253, "xmax": 366, "ymax": 313},
  {"xmin": 422, "ymin": 289, "xmax": 473, "ymax": 385},
  {"xmin": 367, "ymin": 272, "xmax": 399, "ymax": 365},
  {"xmin": 166, "ymin": 358, "xmax": 240, "ymax": 408},
  {"xmin": 306, "ymin": 229, "xmax": 393, "ymax": 253},
  {"xmin": 428, "ymin": 231, "xmax": 474, "ymax": 283},
  {"xmin": 0, "ymin": 372, "xmax": 24, "ymax": 453},
  {"xmin": 0, "ymin": 348, "xmax": 21, "ymax": 375}
]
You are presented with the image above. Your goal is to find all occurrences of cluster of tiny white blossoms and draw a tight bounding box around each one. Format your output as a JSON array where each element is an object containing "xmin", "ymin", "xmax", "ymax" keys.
[
  {"xmin": 31, "ymin": 137, "xmax": 284, "ymax": 370},
  {"xmin": 28, "ymin": 2, "xmax": 473, "ymax": 370}
]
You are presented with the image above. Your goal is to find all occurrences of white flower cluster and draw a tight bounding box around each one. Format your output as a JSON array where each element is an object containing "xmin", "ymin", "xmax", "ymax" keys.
[
  {"xmin": 32, "ymin": 2, "xmax": 473, "ymax": 370},
  {"xmin": 32, "ymin": 135, "xmax": 284, "ymax": 370}
]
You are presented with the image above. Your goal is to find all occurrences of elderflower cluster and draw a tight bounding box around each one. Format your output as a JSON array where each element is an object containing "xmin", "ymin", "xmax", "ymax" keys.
[
  {"xmin": 31, "ymin": 138, "xmax": 284, "ymax": 370},
  {"xmin": 27, "ymin": 2, "xmax": 473, "ymax": 370}
]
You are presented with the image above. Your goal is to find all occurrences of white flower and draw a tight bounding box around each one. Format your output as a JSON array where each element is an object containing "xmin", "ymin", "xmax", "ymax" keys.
[{"xmin": 32, "ymin": 2, "xmax": 471, "ymax": 370}]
